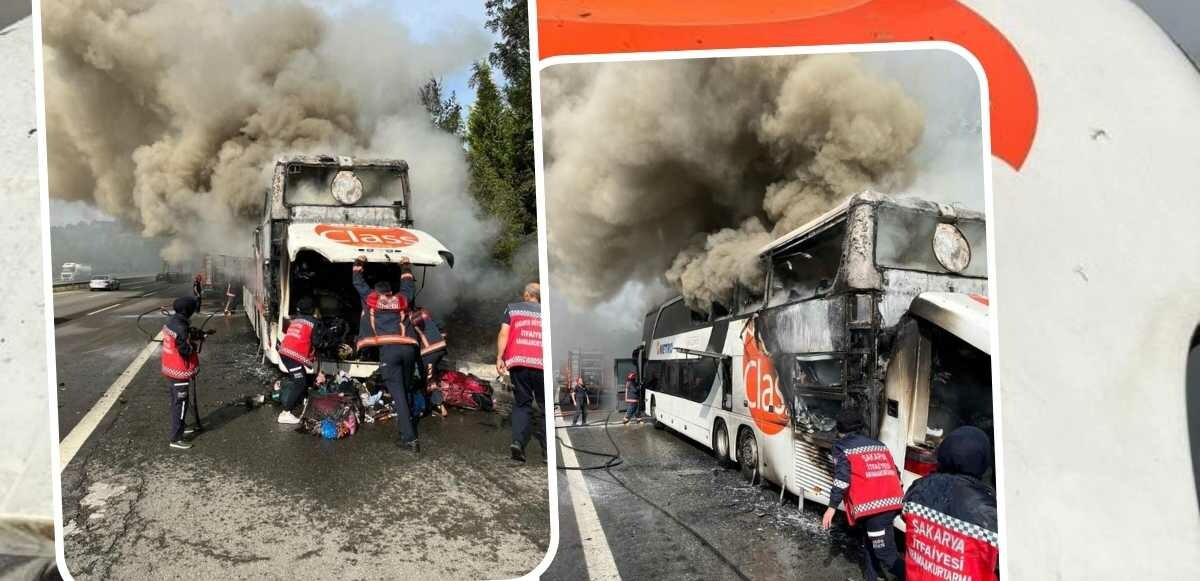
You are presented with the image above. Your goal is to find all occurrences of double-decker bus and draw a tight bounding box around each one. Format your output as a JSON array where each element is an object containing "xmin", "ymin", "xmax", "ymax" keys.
[{"xmin": 639, "ymin": 192, "xmax": 993, "ymax": 513}]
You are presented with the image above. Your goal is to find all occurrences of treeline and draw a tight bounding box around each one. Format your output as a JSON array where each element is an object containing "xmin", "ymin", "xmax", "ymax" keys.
[
  {"xmin": 50, "ymin": 221, "xmax": 166, "ymax": 275},
  {"xmin": 420, "ymin": 0, "xmax": 534, "ymax": 265}
]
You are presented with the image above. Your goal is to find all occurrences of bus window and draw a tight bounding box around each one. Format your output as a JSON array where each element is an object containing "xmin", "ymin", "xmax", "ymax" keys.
[
  {"xmin": 924, "ymin": 324, "xmax": 994, "ymax": 481},
  {"xmin": 767, "ymin": 222, "xmax": 845, "ymax": 307},
  {"xmin": 656, "ymin": 299, "xmax": 699, "ymax": 338},
  {"xmin": 874, "ymin": 204, "xmax": 988, "ymax": 278}
]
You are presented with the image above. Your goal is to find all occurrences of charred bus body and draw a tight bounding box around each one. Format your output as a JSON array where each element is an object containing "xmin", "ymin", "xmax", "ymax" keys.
[
  {"xmin": 639, "ymin": 192, "xmax": 993, "ymax": 512},
  {"xmin": 246, "ymin": 155, "xmax": 454, "ymax": 378}
]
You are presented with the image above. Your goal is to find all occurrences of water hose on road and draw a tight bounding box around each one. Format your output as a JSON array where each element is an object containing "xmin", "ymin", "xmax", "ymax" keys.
[{"xmin": 555, "ymin": 410, "xmax": 751, "ymax": 581}]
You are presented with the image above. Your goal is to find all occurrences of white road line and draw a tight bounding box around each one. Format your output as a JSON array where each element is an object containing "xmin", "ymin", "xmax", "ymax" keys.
[
  {"xmin": 85, "ymin": 302, "xmax": 123, "ymax": 317},
  {"xmin": 559, "ymin": 428, "xmax": 623, "ymax": 581},
  {"xmin": 59, "ymin": 331, "xmax": 162, "ymax": 469},
  {"xmin": 140, "ymin": 291, "xmax": 155, "ymax": 297}
]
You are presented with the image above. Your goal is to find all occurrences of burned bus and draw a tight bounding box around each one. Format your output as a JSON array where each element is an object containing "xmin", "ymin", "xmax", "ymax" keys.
[
  {"xmin": 639, "ymin": 192, "xmax": 993, "ymax": 515},
  {"xmin": 245, "ymin": 155, "xmax": 454, "ymax": 378}
]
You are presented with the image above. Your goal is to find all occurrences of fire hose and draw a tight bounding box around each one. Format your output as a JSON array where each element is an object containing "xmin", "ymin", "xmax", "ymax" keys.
[{"xmin": 555, "ymin": 411, "xmax": 751, "ymax": 581}]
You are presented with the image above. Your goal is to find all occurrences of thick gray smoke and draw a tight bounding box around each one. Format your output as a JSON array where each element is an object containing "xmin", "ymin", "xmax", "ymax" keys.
[
  {"xmin": 542, "ymin": 55, "xmax": 925, "ymax": 312},
  {"xmin": 42, "ymin": 0, "xmax": 501, "ymax": 313}
]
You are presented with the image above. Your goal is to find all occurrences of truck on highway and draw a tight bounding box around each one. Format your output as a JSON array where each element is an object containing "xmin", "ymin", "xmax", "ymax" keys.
[
  {"xmin": 59, "ymin": 262, "xmax": 92, "ymax": 282},
  {"xmin": 638, "ymin": 192, "xmax": 992, "ymax": 522},
  {"xmin": 245, "ymin": 155, "xmax": 454, "ymax": 378}
]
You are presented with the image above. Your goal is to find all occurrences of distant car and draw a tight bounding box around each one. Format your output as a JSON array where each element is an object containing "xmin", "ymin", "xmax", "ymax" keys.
[{"xmin": 89, "ymin": 275, "xmax": 120, "ymax": 291}]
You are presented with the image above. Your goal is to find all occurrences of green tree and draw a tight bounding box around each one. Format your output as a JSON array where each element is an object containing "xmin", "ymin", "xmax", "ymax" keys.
[
  {"xmin": 466, "ymin": 61, "xmax": 528, "ymax": 263},
  {"xmin": 418, "ymin": 77, "xmax": 463, "ymax": 136},
  {"xmin": 484, "ymin": 0, "xmax": 535, "ymax": 222}
]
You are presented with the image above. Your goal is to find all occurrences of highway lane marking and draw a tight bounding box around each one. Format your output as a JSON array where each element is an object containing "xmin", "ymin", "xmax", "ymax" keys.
[
  {"xmin": 86, "ymin": 302, "xmax": 123, "ymax": 317},
  {"xmin": 59, "ymin": 331, "xmax": 162, "ymax": 470},
  {"xmin": 559, "ymin": 428, "xmax": 623, "ymax": 581}
]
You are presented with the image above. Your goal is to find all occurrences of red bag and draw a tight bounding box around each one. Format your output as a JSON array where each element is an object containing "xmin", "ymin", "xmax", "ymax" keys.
[{"xmin": 439, "ymin": 371, "xmax": 494, "ymax": 411}]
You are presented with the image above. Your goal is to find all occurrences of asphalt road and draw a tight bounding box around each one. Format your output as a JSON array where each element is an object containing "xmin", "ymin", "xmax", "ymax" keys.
[
  {"xmin": 546, "ymin": 413, "xmax": 866, "ymax": 581},
  {"xmin": 54, "ymin": 285, "xmax": 550, "ymax": 579}
]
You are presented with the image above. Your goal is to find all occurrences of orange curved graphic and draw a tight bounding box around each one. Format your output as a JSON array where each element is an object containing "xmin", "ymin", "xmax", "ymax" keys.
[
  {"xmin": 538, "ymin": 0, "xmax": 1037, "ymax": 170},
  {"xmin": 742, "ymin": 321, "xmax": 788, "ymax": 435}
]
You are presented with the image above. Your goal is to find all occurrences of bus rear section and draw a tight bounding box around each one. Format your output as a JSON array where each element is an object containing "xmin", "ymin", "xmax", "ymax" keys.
[{"xmin": 640, "ymin": 192, "xmax": 994, "ymax": 515}]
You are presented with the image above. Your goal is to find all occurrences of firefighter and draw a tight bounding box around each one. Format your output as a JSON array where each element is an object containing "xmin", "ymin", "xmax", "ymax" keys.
[
  {"xmin": 902, "ymin": 426, "xmax": 999, "ymax": 581},
  {"xmin": 276, "ymin": 296, "xmax": 324, "ymax": 425},
  {"xmin": 622, "ymin": 372, "xmax": 641, "ymax": 424},
  {"xmin": 161, "ymin": 296, "xmax": 201, "ymax": 450},
  {"xmin": 352, "ymin": 255, "xmax": 421, "ymax": 454},
  {"xmin": 192, "ymin": 274, "xmax": 203, "ymax": 310},
  {"xmin": 570, "ymin": 376, "xmax": 589, "ymax": 426},
  {"xmin": 497, "ymin": 282, "xmax": 544, "ymax": 462},
  {"xmin": 823, "ymin": 407, "xmax": 906, "ymax": 581},
  {"xmin": 413, "ymin": 307, "xmax": 447, "ymax": 386}
]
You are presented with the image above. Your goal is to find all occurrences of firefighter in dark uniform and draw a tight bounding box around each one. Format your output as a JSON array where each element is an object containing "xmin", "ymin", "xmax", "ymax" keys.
[
  {"xmin": 824, "ymin": 407, "xmax": 906, "ymax": 581},
  {"xmin": 902, "ymin": 426, "xmax": 999, "ymax": 581},
  {"xmin": 497, "ymin": 282, "xmax": 544, "ymax": 462},
  {"xmin": 413, "ymin": 307, "xmax": 447, "ymax": 389},
  {"xmin": 276, "ymin": 296, "xmax": 324, "ymax": 425},
  {"xmin": 161, "ymin": 296, "xmax": 201, "ymax": 450},
  {"xmin": 192, "ymin": 274, "xmax": 203, "ymax": 310},
  {"xmin": 622, "ymin": 372, "xmax": 641, "ymax": 424},
  {"xmin": 352, "ymin": 255, "xmax": 420, "ymax": 454},
  {"xmin": 570, "ymin": 376, "xmax": 589, "ymax": 426}
]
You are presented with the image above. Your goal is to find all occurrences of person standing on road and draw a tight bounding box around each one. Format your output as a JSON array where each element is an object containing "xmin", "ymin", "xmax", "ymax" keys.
[
  {"xmin": 497, "ymin": 282, "xmax": 544, "ymax": 462},
  {"xmin": 622, "ymin": 372, "xmax": 641, "ymax": 424},
  {"xmin": 353, "ymin": 255, "xmax": 421, "ymax": 455},
  {"xmin": 192, "ymin": 274, "xmax": 203, "ymax": 311},
  {"xmin": 570, "ymin": 376, "xmax": 589, "ymax": 426},
  {"xmin": 276, "ymin": 296, "xmax": 324, "ymax": 425},
  {"xmin": 161, "ymin": 296, "xmax": 201, "ymax": 450},
  {"xmin": 823, "ymin": 407, "xmax": 906, "ymax": 581},
  {"xmin": 902, "ymin": 426, "xmax": 999, "ymax": 581}
]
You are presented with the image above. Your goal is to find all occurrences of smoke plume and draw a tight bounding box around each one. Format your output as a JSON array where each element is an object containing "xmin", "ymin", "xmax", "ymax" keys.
[
  {"xmin": 542, "ymin": 55, "xmax": 924, "ymax": 311},
  {"xmin": 42, "ymin": 0, "xmax": 501, "ymax": 312}
]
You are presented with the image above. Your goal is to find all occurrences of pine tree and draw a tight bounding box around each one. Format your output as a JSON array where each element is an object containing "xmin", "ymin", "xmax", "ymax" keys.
[
  {"xmin": 466, "ymin": 61, "xmax": 528, "ymax": 263},
  {"xmin": 419, "ymin": 77, "xmax": 463, "ymax": 136}
]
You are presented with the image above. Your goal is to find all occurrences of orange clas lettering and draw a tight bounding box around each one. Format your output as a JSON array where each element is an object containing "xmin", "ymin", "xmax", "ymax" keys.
[{"xmin": 314, "ymin": 224, "xmax": 419, "ymax": 248}]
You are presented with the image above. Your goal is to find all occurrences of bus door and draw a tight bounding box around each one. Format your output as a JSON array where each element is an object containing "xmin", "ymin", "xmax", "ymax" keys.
[{"xmin": 720, "ymin": 358, "xmax": 733, "ymax": 412}]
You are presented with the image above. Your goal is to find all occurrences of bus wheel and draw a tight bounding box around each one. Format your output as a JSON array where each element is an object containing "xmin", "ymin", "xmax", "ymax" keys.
[
  {"xmin": 737, "ymin": 428, "xmax": 759, "ymax": 480},
  {"xmin": 651, "ymin": 397, "xmax": 664, "ymax": 430},
  {"xmin": 713, "ymin": 421, "xmax": 734, "ymax": 468}
]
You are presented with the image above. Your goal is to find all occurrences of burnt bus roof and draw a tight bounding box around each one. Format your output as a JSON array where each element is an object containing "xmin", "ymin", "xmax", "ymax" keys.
[
  {"xmin": 274, "ymin": 154, "xmax": 409, "ymax": 171},
  {"xmin": 759, "ymin": 191, "xmax": 984, "ymax": 258}
]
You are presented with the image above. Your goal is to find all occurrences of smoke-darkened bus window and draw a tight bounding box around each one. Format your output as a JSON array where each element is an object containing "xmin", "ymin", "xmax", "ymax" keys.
[
  {"xmin": 926, "ymin": 323, "xmax": 994, "ymax": 456},
  {"xmin": 767, "ymin": 221, "xmax": 846, "ymax": 307},
  {"xmin": 284, "ymin": 166, "xmax": 407, "ymax": 207},
  {"xmin": 875, "ymin": 205, "xmax": 988, "ymax": 278},
  {"xmin": 655, "ymin": 298, "xmax": 706, "ymax": 338}
]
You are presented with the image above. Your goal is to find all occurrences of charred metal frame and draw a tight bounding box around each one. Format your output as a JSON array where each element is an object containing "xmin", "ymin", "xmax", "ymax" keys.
[{"xmin": 753, "ymin": 192, "xmax": 986, "ymax": 443}]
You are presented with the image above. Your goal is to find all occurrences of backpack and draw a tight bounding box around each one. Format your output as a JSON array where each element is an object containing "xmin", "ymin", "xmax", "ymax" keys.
[
  {"xmin": 300, "ymin": 394, "xmax": 359, "ymax": 439},
  {"xmin": 439, "ymin": 371, "xmax": 495, "ymax": 411}
]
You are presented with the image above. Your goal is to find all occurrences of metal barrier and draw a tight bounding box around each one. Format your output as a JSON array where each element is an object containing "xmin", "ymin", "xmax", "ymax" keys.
[{"xmin": 52, "ymin": 273, "xmax": 156, "ymax": 293}]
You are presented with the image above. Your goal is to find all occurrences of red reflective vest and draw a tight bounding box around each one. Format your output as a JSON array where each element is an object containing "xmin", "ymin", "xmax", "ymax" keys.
[
  {"xmin": 161, "ymin": 326, "xmax": 199, "ymax": 380},
  {"xmin": 279, "ymin": 317, "xmax": 316, "ymax": 366},
  {"xmin": 502, "ymin": 302, "xmax": 542, "ymax": 370},
  {"xmin": 844, "ymin": 444, "xmax": 904, "ymax": 524},
  {"xmin": 903, "ymin": 501, "xmax": 999, "ymax": 581}
]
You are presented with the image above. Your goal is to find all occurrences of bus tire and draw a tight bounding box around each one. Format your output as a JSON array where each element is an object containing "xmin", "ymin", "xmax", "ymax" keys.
[
  {"xmin": 736, "ymin": 428, "xmax": 759, "ymax": 481},
  {"xmin": 713, "ymin": 420, "xmax": 734, "ymax": 468},
  {"xmin": 650, "ymin": 397, "xmax": 664, "ymax": 430}
]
